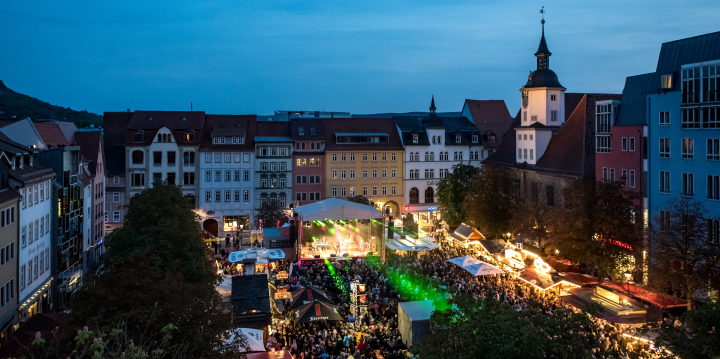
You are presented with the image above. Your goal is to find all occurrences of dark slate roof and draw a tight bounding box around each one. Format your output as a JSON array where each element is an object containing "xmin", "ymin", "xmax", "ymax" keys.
[
  {"xmin": 104, "ymin": 145, "xmax": 126, "ymax": 176},
  {"xmin": 351, "ymin": 112, "xmax": 461, "ymax": 118},
  {"xmin": 76, "ymin": 131, "xmax": 102, "ymax": 177},
  {"xmin": 655, "ymin": 31, "xmax": 720, "ymax": 76},
  {"xmin": 615, "ymin": 73, "xmax": 657, "ymax": 126},
  {"xmin": 324, "ymin": 118, "xmax": 404, "ymax": 151},
  {"xmin": 103, "ymin": 112, "xmax": 133, "ymax": 147},
  {"xmin": 536, "ymin": 31, "xmax": 551, "ymax": 56},
  {"xmin": 394, "ymin": 116, "xmax": 481, "ymax": 147},
  {"xmin": 200, "ymin": 115, "xmax": 256, "ymax": 150},
  {"xmin": 34, "ymin": 122, "xmax": 73, "ymax": 148},
  {"xmin": 462, "ymin": 100, "xmax": 514, "ymax": 149},
  {"xmin": 256, "ymin": 121, "xmax": 292, "ymax": 139},
  {"xmin": 232, "ymin": 275, "xmax": 271, "ymax": 328},
  {"xmin": 290, "ymin": 118, "xmax": 326, "ymax": 140},
  {"xmin": 523, "ymin": 68, "xmax": 564, "ymax": 89},
  {"xmin": 126, "ymin": 111, "xmax": 204, "ymax": 130}
]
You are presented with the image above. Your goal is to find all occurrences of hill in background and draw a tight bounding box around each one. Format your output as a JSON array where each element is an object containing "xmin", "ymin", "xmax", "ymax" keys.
[{"xmin": 0, "ymin": 80, "xmax": 102, "ymax": 128}]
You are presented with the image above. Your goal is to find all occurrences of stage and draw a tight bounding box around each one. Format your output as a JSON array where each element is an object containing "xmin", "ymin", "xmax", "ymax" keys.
[{"xmin": 292, "ymin": 199, "xmax": 386, "ymax": 262}]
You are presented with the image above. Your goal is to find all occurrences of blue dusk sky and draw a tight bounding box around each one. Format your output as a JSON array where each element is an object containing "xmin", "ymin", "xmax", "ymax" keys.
[{"xmin": 1, "ymin": 0, "xmax": 719, "ymax": 117}]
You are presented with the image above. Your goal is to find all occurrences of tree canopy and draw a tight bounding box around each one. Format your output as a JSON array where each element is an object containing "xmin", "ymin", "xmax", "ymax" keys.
[
  {"xmin": 70, "ymin": 183, "xmax": 247, "ymax": 359},
  {"xmin": 462, "ymin": 165, "xmax": 516, "ymax": 237},
  {"xmin": 347, "ymin": 195, "xmax": 370, "ymax": 206},
  {"xmin": 436, "ymin": 163, "xmax": 479, "ymax": 226}
]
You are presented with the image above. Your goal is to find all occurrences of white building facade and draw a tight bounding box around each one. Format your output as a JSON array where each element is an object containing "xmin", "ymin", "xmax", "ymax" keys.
[
  {"xmin": 197, "ymin": 115, "xmax": 256, "ymax": 239},
  {"xmin": 395, "ymin": 99, "xmax": 483, "ymax": 223}
]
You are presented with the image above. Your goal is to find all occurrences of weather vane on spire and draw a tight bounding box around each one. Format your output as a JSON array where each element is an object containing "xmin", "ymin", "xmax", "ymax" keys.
[{"xmin": 540, "ymin": 6, "xmax": 545, "ymax": 29}]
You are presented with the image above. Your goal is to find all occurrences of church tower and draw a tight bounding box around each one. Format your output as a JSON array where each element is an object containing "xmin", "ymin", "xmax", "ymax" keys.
[{"xmin": 516, "ymin": 11, "xmax": 567, "ymax": 165}]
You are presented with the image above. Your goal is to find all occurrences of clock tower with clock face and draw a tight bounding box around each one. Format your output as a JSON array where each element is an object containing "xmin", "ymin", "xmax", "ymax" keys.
[{"xmin": 515, "ymin": 16, "xmax": 566, "ymax": 165}]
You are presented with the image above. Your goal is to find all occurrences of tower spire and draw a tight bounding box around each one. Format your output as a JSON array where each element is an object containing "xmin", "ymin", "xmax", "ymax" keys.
[
  {"xmin": 429, "ymin": 96, "xmax": 436, "ymax": 113},
  {"xmin": 535, "ymin": 7, "xmax": 551, "ymax": 70}
]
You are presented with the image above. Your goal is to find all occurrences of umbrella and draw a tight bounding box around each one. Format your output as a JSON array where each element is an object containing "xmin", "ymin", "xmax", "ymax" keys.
[
  {"xmin": 290, "ymin": 287, "xmax": 332, "ymax": 308},
  {"xmin": 446, "ymin": 256, "xmax": 483, "ymax": 267},
  {"xmin": 291, "ymin": 300, "xmax": 344, "ymax": 323},
  {"xmin": 461, "ymin": 262, "xmax": 504, "ymax": 276},
  {"xmin": 226, "ymin": 328, "xmax": 265, "ymax": 352}
]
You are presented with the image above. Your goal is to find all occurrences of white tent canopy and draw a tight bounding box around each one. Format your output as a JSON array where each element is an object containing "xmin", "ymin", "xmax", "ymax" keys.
[
  {"xmin": 447, "ymin": 256, "xmax": 504, "ymax": 276},
  {"xmin": 446, "ymin": 256, "xmax": 483, "ymax": 267},
  {"xmin": 293, "ymin": 198, "xmax": 382, "ymax": 221},
  {"xmin": 386, "ymin": 237, "xmax": 439, "ymax": 251},
  {"xmin": 225, "ymin": 328, "xmax": 265, "ymax": 352}
]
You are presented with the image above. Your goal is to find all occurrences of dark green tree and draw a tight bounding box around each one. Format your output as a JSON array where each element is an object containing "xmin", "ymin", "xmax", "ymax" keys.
[
  {"xmin": 647, "ymin": 196, "xmax": 720, "ymax": 310},
  {"xmin": 462, "ymin": 165, "xmax": 516, "ymax": 237},
  {"xmin": 347, "ymin": 195, "xmax": 370, "ymax": 206},
  {"xmin": 71, "ymin": 183, "xmax": 247, "ymax": 359},
  {"xmin": 642, "ymin": 299, "xmax": 720, "ymax": 358},
  {"xmin": 413, "ymin": 293, "xmax": 609, "ymax": 359},
  {"xmin": 254, "ymin": 203, "xmax": 289, "ymax": 228},
  {"xmin": 436, "ymin": 163, "xmax": 479, "ymax": 226},
  {"xmin": 510, "ymin": 180, "xmax": 554, "ymax": 248},
  {"xmin": 547, "ymin": 179, "xmax": 641, "ymax": 279}
]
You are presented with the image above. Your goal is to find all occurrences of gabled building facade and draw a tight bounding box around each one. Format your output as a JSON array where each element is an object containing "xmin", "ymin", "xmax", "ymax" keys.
[
  {"xmin": 395, "ymin": 98, "xmax": 483, "ymax": 223},
  {"xmin": 460, "ymin": 99, "xmax": 514, "ymax": 160},
  {"xmin": 197, "ymin": 115, "xmax": 256, "ymax": 239},
  {"xmin": 290, "ymin": 119, "xmax": 326, "ymax": 206}
]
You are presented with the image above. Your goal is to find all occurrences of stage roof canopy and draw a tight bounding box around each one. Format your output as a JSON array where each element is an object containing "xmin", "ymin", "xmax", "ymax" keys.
[{"xmin": 294, "ymin": 198, "xmax": 382, "ymax": 221}]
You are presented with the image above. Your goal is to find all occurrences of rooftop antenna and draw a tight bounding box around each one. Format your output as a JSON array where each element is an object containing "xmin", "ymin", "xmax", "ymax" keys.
[{"xmin": 191, "ymin": 101, "xmax": 193, "ymax": 111}]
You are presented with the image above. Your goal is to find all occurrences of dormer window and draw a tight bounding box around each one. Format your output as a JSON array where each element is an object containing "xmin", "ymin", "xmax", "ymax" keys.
[
  {"xmin": 132, "ymin": 130, "xmax": 144, "ymax": 143},
  {"xmin": 185, "ymin": 131, "xmax": 195, "ymax": 142},
  {"xmin": 412, "ymin": 134, "xmax": 418, "ymax": 143},
  {"xmin": 661, "ymin": 74, "xmax": 672, "ymax": 89},
  {"xmin": 213, "ymin": 137, "xmax": 225, "ymax": 144},
  {"xmin": 157, "ymin": 133, "xmax": 173, "ymax": 143},
  {"xmin": 310, "ymin": 127, "xmax": 316, "ymax": 136},
  {"xmin": 455, "ymin": 135, "xmax": 461, "ymax": 143},
  {"xmin": 148, "ymin": 116, "xmax": 154, "ymax": 121},
  {"xmin": 487, "ymin": 135, "xmax": 496, "ymax": 143},
  {"xmin": 298, "ymin": 127, "xmax": 305, "ymax": 136},
  {"xmin": 472, "ymin": 135, "xmax": 478, "ymax": 143},
  {"xmin": 231, "ymin": 137, "xmax": 244, "ymax": 144}
]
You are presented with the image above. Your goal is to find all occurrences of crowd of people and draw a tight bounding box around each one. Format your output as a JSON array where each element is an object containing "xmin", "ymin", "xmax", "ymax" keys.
[{"xmin": 253, "ymin": 235, "xmax": 661, "ymax": 359}]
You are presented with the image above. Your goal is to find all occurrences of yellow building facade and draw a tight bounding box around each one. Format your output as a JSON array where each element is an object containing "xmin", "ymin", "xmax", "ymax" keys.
[{"xmin": 323, "ymin": 118, "xmax": 405, "ymax": 217}]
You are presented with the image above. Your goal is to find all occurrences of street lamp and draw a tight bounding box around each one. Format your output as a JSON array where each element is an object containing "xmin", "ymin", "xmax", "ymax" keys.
[{"xmin": 624, "ymin": 270, "xmax": 633, "ymax": 306}]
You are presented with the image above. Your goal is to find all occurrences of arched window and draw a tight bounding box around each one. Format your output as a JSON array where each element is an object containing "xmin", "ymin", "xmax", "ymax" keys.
[
  {"xmin": 458, "ymin": 152, "xmax": 463, "ymax": 161},
  {"xmin": 430, "ymin": 152, "xmax": 434, "ymax": 161},
  {"xmin": 409, "ymin": 188, "xmax": 419, "ymax": 204},
  {"xmin": 453, "ymin": 152, "xmax": 458, "ymax": 161},
  {"xmin": 438, "ymin": 136, "xmax": 442, "ymax": 145},
  {"xmin": 432, "ymin": 136, "xmax": 436, "ymax": 144},
  {"xmin": 425, "ymin": 187, "xmax": 434, "ymax": 204},
  {"xmin": 131, "ymin": 150, "xmax": 144, "ymax": 164},
  {"xmin": 424, "ymin": 152, "xmax": 429, "ymax": 161}
]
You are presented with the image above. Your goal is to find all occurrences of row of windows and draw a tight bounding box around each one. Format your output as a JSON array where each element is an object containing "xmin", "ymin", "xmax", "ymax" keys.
[
  {"xmin": 259, "ymin": 197, "xmax": 287, "ymax": 208},
  {"xmin": 331, "ymin": 153, "xmax": 397, "ymax": 162},
  {"xmin": 204, "ymin": 152, "xmax": 251, "ymax": 163},
  {"xmin": 105, "ymin": 192, "xmax": 122, "ymax": 203},
  {"xmin": 658, "ymin": 211, "xmax": 719, "ymax": 245},
  {"xmin": 658, "ymin": 138, "xmax": 720, "ymax": 160},
  {"xmin": 524, "ymin": 111, "xmax": 559, "ymax": 123},
  {"xmin": 21, "ymin": 215, "xmax": 50, "ymax": 249},
  {"xmin": 0, "ymin": 279, "xmax": 14, "ymax": 307},
  {"xmin": 260, "ymin": 162, "xmax": 288, "ymax": 171},
  {"xmin": 602, "ymin": 167, "xmax": 636, "ymax": 188},
  {"xmin": 296, "ymin": 192, "xmax": 321, "ymax": 201},
  {"xmin": 297, "ymin": 175, "xmax": 321, "ymax": 184},
  {"xmin": 20, "ymin": 181, "xmax": 50, "ymax": 209},
  {"xmin": 0, "ymin": 243, "xmax": 14, "ymax": 266},
  {"xmin": 258, "ymin": 177, "xmax": 287, "ymax": 188},
  {"xmin": 517, "ymin": 148, "xmax": 534, "ymax": 161},
  {"xmin": 19, "ymin": 248, "xmax": 49, "ymax": 292},
  {"xmin": 595, "ymin": 136, "xmax": 637, "ymax": 153},
  {"xmin": 212, "ymin": 136, "xmax": 244, "ymax": 144},
  {"xmin": 258, "ymin": 147, "xmax": 289, "ymax": 157},
  {"xmin": 408, "ymin": 169, "xmax": 449, "ymax": 179},
  {"xmin": 331, "ymin": 169, "xmax": 397, "ymax": 179},
  {"xmin": 408, "ymin": 152, "xmax": 468, "ymax": 161},
  {"xmin": 331, "ymin": 186, "xmax": 397, "ymax": 197},
  {"xmin": 296, "ymin": 158, "xmax": 321, "ymax": 167},
  {"xmin": 658, "ymin": 171, "xmax": 720, "ymax": 199},
  {"xmin": 205, "ymin": 190, "xmax": 251, "ymax": 203},
  {"xmin": 411, "ymin": 134, "xmax": 479, "ymax": 144},
  {"xmin": 205, "ymin": 170, "xmax": 251, "ymax": 182},
  {"xmin": 295, "ymin": 142, "xmax": 322, "ymax": 150},
  {"xmin": 0, "ymin": 206, "xmax": 15, "ymax": 228}
]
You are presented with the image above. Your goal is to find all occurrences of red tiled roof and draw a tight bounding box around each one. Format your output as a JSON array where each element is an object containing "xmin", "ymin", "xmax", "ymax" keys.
[
  {"xmin": 34, "ymin": 122, "xmax": 71, "ymax": 148},
  {"xmin": 463, "ymin": 100, "xmax": 514, "ymax": 148},
  {"xmin": 76, "ymin": 131, "xmax": 101, "ymax": 163}
]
